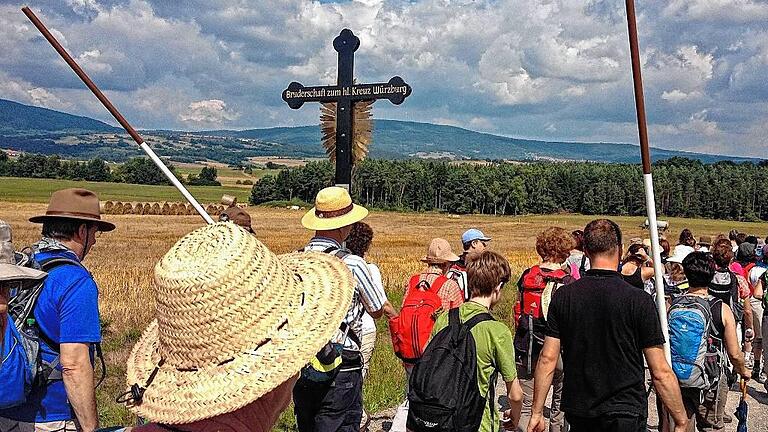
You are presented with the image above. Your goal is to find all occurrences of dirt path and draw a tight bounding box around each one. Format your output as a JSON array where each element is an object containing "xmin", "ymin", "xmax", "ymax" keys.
[{"xmin": 367, "ymin": 377, "xmax": 768, "ymax": 432}]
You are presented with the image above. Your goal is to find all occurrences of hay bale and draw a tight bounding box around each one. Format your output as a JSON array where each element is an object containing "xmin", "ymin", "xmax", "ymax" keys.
[
  {"xmin": 151, "ymin": 203, "xmax": 161, "ymax": 215},
  {"xmin": 113, "ymin": 202, "xmax": 125, "ymax": 215},
  {"xmin": 101, "ymin": 201, "xmax": 113, "ymax": 213},
  {"xmin": 161, "ymin": 203, "xmax": 171, "ymax": 215},
  {"xmin": 123, "ymin": 203, "xmax": 134, "ymax": 214},
  {"xmin": 186, "ymin": 204, "xmax": 196, "ymax": 215},
  {"xmin": 143, "ymin": 203, "xmax": 152, "ymax": 214}
]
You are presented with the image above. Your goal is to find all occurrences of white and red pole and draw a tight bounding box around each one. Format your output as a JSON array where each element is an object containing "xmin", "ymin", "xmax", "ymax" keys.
[
  {"xmin": 22, "ymin": 6, "xmax": 214, "ymax": 225},
  {"xmin": 624, "ymin": 0, "xmax": 671, "ymax": 362}
]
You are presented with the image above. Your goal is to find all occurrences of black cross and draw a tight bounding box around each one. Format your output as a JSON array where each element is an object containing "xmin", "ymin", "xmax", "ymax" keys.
[{"xmin": 282, "ymin": 29, "xmax": 412, "ymax": 189}]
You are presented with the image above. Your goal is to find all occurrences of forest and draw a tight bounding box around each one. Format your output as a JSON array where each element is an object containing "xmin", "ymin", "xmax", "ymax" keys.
[
  {"xmin": 0, "ymin": 151, "xmax": 220, "ymax": 186},
  {"xmin": 250, "ymin": 158, "xmax": 768, "ymax": 221}
]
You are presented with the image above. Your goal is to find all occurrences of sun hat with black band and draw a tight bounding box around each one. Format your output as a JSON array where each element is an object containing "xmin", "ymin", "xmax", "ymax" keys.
[
  {"xmin": 29, "ymin": 188, "xmax": 115, "ymax": 232},
  {"xmin": 301, "ymin": 186, "xmax": 368, "ymax": 231},
  {"xmin": 120, "ymin": 222, "xmax": 354, "ymax": 424}
]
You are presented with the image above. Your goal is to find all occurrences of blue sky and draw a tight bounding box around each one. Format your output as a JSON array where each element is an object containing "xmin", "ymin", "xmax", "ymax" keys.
[{"xmin": 0, "ymin": 0, "xmax": 766, "ymax": 157}]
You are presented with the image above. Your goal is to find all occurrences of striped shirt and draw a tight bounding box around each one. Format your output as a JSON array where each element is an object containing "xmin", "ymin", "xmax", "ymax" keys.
[
  {"xmin": 405, "ymin": 267, "xmax": 465, "ymax": 310},
  {"xmin": 305, "ymin": 236, "xmax": 387, "ymax": 351}
]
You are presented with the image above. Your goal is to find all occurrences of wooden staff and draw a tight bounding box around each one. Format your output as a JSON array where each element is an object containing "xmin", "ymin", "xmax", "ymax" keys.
[
  {"xmin": 625, "ymin": 0, "xmax": 671, "ymax": 362},
  {"xmin": 21, "ymin": 7, "xmax": 214, "ymax": 224}
]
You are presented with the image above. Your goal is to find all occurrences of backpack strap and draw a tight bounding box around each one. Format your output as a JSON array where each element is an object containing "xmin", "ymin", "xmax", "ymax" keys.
[
  {"xmin": 579, "ymin": 254, "xmax": 587, "ymax": 274},
  {"xmin": 463, "ymin": 312, "xmax": 494, "ymax": 331},
  {"xmin": 429, "ymin": 275, "xmax": 449, "ymax": 293}
]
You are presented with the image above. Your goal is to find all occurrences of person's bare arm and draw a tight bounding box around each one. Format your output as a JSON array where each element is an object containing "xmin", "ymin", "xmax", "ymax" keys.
[
  {"xmin": 380, "ymin": 301, "xmax": 399, "ymax": 320},
  {"xmin": 60, "ymin": 343, "xmax": 98, "ymax": 432},
  {"xmin": 644, "ymin": 345, "xmax": 687, "ymax": 432},
  {"xmin": 527, "ymin": 336, "xmax": 560, "ymax": 432},
  {"xmin": 641, "ymin": 266, "xmax": 656, "ymax": 281},
  {"xmin": 502, "ymin": 378, "xmax": 524, "ymax": 430},
  {"xmin": 721, "ymin": 303, "xmax": 751, "ymax": 378}
]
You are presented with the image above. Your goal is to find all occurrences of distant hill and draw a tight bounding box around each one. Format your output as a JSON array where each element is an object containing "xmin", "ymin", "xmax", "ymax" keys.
[
  {"xmin": 0, "ymin": 98, "xmax": 760, "ymax": 164},
  {"xmin": 0, "ymin": 99, "xmax": 118, "ymax": 133},
  {"xmin": 200, "ymin": 120, "xmax": 757, "ymax": 164}
]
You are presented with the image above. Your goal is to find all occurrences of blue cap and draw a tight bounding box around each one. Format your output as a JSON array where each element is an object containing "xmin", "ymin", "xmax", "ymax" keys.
[{"xmin": 462, "ymin": 228, "xmax": 491, "ymax": 244}]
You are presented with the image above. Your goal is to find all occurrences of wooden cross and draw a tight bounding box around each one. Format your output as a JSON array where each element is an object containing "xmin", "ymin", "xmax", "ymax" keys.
[{"xmin": 282, "ymin": 29, "xmax": 412, "ymax": 189}]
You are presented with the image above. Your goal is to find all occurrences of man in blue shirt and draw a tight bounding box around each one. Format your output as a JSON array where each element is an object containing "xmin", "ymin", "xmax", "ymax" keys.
[{"xmin": 0, "ymin": 188, "xmax": 114, "ymax": 432}]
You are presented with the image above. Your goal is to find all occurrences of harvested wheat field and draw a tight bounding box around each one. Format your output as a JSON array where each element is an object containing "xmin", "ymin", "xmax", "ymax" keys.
[{"xmin": 1, "ymin": 202, "xmax": 766, "ymax": 430}]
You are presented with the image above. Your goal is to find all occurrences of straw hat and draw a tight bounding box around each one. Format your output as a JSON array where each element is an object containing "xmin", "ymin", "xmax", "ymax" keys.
[
  {"xmin": 29, "ymin": 188, "xmax": 115, "ymax": 232},
  {"xmin": 124, "ymin": 222, "xmax": 354, "ymax": 424},
  {"xmin": 0, "ymin": 220, "xmax": 46, "ymax": 284},
  {"xmin": 302, "ymin": 187, "xmax": 368, "ymax": 231},
  {"xmin": 421, "ymin": 238, "xmax": 460, "ymax": 264},
  {"xmin": 219, "ymin": 207, "xmax": 254, "ymax": 233}
]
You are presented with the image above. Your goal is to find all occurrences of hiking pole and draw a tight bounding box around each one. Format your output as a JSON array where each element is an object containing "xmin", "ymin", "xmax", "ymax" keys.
[
  {"xmin": 624, "ymin": 0, "xmax": 671, "ymax": 363},
  {"xmin": 21, "ymin": 6, "xmax": 215, "ymax": 225}
]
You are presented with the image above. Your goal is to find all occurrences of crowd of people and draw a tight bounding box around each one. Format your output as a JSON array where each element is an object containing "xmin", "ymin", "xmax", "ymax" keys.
[{"xmin": 0, "ymin": 186, "xmax": 766, "ymax": 432}]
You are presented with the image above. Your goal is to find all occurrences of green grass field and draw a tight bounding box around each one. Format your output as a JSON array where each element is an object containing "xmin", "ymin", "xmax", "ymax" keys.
[{"xmin": 0, "ymin": 177, "xmax": 252, "ymax": 203}]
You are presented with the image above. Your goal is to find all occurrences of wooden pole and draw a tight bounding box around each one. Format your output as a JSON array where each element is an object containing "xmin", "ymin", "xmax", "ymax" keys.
[
  {"xmin": 22, "ymin": 6, "xmax": 214, "ymax": 225},
  {"xmin": 625, "ymin": 0, "xmax": 671, "ymax": 363}
]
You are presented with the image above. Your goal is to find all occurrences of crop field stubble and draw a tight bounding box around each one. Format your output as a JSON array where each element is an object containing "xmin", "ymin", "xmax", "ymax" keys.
[{"xmin": 1, "ymin": 201, "xmax": 767, "ymax": 429}]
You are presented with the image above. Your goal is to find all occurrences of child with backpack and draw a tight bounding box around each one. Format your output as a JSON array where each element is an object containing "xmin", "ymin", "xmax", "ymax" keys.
[
  {"xmin": 408, "ymin": 250, "xmax": 523, "ymax": 432},
  {"xmin": 389, "ymin": 238, "xmax": 464, "ymax": 432},
  {"xmin": 666, "ymin": 252, "xmax": 751, "ymax": 431},
  {"xmin": 514, "ymin": 227, "xmax": 575, "ymax": 432}
]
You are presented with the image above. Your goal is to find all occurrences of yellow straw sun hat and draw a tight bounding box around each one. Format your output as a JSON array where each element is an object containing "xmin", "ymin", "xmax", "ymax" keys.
[
  {"xmin": 302, "ymin": 186, "xmax": 368, "ymax": 231},
  {"xmin": 123, "ymin": 222, "xmax": 354, "ymax": 424}
]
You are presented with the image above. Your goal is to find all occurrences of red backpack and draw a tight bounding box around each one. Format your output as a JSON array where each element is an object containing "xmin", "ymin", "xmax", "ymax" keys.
[
  {"xmin": 513, "ymin": 266, "xmax": 572, "ymax": 374},
  {"xmin": 389, "ymin": 274, "xmax": 447, "ymax": 363}
]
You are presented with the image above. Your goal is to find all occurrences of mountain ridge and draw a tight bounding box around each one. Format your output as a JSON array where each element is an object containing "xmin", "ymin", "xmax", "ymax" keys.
[{"xmin": 0, "ymin": 98, "xmax": 759, "ymax": 164}]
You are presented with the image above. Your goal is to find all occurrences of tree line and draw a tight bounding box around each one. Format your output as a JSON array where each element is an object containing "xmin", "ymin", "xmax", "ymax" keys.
[
  {"xmin": 250, "ymin": 158, "xmax": 768, "ymax": 221},
  {"xmin": 0, "ymin": 151, "xmax": 220, "ymax": 186}
]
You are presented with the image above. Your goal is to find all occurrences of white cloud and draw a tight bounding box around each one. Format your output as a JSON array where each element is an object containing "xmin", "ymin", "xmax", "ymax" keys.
[
  {"xmin": 663, "ymin": 0, "xmax": 768, "ymax": 23},
  {"xmin": 661, "ymin": 89, "xmax": 704, "ymax": 102},
  {"xmin": 179, "ymin": 99, "xmax": 239, "ymax": 125},
  {"xmin": 654, "ymin": 111, "xmax": 721, "ymax": 136},
  {"xmin": 0, "ymin": 0, "xmax": 764, "ymax": 156}
]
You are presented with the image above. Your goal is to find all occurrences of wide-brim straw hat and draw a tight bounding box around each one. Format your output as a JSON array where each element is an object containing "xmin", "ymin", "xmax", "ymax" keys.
[
  {"xmin": 125, "ymin": 222, "xmax": 354, "ymax": 424},
  {"xmin": 0, "ymin": 220, "xmax": 46, "ymax": 284},
  {"xmin": 302, "ymin": 186, "xmax": 368, "ymax": 231},
  {"xmin": 421, "ymin": 238, "xmax": 460, "ymax": 264},
  {"xmin": 29, "ymin": 188, "xmax": 115, "ymax": 232}
]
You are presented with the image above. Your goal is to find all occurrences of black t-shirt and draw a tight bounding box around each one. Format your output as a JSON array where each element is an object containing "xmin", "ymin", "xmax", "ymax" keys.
[{"xmin": 546, "ymin": 269, "xmax": 666, "ymax": 418}]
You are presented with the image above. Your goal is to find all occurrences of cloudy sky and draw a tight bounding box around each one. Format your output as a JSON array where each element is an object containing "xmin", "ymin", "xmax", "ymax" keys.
[{"xmin": 1, "ymin": 0, "xmax": 766, "ymax": 157}]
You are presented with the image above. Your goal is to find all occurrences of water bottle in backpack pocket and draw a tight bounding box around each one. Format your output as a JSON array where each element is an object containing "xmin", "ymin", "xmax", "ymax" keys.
[
  {"xmin": 0, "ymin": 318, "xmax": 36, "ymax": 409},
  {"xmin": 668, "ymin": 295, "xmax": 723, "ymax": 390}
]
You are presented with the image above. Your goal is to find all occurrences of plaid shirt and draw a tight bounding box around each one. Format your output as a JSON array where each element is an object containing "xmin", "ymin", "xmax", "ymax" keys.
[
  {"xmin": 305, "ymin": 236, "xmax": 387, "ymax": 351},
  {"xmin": 404, "ymin": 267, "xmax": 464, "ymax": 310}
]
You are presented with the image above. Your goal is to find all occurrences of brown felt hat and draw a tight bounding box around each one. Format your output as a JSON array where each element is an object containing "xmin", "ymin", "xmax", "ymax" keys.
[
  {"xmin": 29, "ymin": 188, "xmax": 115, "ymax": 232},
  {"xmin": 219, "ymin": 207, "xmax": 254, "ymax": 233}
]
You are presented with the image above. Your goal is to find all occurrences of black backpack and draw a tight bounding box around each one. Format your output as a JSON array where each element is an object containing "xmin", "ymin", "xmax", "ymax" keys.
[
  {"xmin": 407, "ymin": 308, "xmax": 493, "ymax": 432},
  {"xmin": 708, "ymin": 269, "xmax": 743, "ymax": 322}
]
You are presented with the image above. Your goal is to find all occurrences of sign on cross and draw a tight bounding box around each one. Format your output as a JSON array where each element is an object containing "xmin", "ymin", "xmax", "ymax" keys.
[{"xmin": 282, "ymin": 29, "xmax": 412, "ymax": 189}]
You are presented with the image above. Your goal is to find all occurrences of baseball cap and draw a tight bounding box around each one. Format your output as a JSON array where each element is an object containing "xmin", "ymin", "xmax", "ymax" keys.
[{"xmin": 462, "ymin": 228, "xmax": 491, "ymax": 245}]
